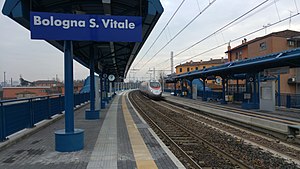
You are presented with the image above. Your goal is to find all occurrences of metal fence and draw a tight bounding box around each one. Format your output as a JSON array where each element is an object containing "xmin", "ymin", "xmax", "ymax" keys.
[
  {"xmin": 0, "ymin": 93, "xmax": 89, "ymax": 141},
  {"xmin": 276, "ymin": 93, "xmax": 300, "ymax": 109}
]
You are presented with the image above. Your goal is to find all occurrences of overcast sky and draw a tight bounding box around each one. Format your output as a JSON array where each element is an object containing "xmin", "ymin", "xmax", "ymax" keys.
[{"xmin": 1, "ymin": 0, "xmax": 300, "ymax": 83}]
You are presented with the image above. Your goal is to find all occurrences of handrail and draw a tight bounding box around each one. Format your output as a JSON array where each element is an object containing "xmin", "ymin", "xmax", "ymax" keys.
[{"xmin": 0, "ymin": 92, "xmax": 87, "ymax": 104}]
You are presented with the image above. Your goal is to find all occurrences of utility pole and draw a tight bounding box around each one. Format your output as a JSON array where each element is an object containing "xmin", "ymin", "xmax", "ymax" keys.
[
  {"xmin": 171, "ymin": 51, "xmax": 174, "ymax": 74},
  {"xmin": 153, "ymin": 67, "xmax": 155, "ymax": 80},
  {"xmin": 3, "ymin": 72, "xmax": 6, "ymax": 87}
]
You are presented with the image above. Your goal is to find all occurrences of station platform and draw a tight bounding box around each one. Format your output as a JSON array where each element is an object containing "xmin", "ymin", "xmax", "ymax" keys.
[
  {"xmin": 162, "ymin": 93, "xmax": 300, "ymax": 137},
  {"xmin": 0, "ymin": 91, "xmax": 184, "ymax": 169},
  {"xmin": 163, "ymin": 92, "xmax": 300, "ymax": 119}
]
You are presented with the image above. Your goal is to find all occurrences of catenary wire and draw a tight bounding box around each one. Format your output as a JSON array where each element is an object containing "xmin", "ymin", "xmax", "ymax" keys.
[
  {"xmin": 161, "ymin": 12, "xmax": 300, "ymax": 70},
  {"xmin": 132, "ymin": 0, "xmax": 187, "ymax": 68},
  {"xmin": 137, "ymin": 0, "xmax": 217, "ymax": 70}
]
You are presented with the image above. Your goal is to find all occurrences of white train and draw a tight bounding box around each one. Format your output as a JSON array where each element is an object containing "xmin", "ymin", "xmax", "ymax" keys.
[{"xmin": 139, "ymin": 81, "xmax": 162, "ymax": 99}]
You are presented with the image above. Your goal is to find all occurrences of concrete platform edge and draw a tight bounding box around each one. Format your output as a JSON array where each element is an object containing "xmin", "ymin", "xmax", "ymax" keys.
[
  {"xmin": 126, "ymin": 93, "xmax": 185, "ymax": 169},
  {"xmin": 0, "ymin": 101, "xmax": 90, "ymax": 152}
]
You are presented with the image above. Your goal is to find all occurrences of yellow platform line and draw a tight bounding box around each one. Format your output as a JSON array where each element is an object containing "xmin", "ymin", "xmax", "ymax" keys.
[{"xmin": 122, "ymin": 95, "xmax": 158, "ymax": 169}]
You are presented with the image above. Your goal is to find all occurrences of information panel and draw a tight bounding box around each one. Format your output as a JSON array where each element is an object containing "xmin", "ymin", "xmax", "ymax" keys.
[{"xmin": 30, "ymin": 12, "xmax": 142, "ymax": 42}]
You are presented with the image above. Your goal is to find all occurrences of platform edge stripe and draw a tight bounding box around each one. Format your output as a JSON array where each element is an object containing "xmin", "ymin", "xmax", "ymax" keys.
[
  {"xmin": 122, "ymin": 93, "xmax": 158, "ymax": 169},
  {"xmin": 126, "ymin": 92, "xmax": 186, "ymax": 169}
]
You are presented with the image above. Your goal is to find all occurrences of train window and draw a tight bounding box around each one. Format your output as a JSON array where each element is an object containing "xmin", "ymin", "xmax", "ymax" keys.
[{"xmin": 150, "ymin": 82, "xmax": 160, "ymax": 88}]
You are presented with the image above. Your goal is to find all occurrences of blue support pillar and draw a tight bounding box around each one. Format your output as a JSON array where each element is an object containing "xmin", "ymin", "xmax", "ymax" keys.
[
  {"xmin": 221, "ymin": 78, "xmax": 227, "ymax": 104},
  {"xmin": 202, "ymin": 78, "xmax": 207, "ymax": 101},
  {"xmin": 236, "ymin": 79, "xmax": 239, "ymax": 98},
  {"xmin": 189, "ymin": 80, "xmax": 193, "ymax": 99},
  {"xmin": 108, "ymin": 82, "xmax": 112, "ymax": 100},
  {"xmin": 105, "ymin": 78, "xmax": 109, "ymax": 103},
  {"xmin": 257, "ymin": 73, "xmax": 261, "ymax": 105},
  {"xmin": 55, "ymin": 41, "xmax": 84, "ymax": 152},
  {"xmin": 180, "ymin": 80, "xmax": 184, "ymax": 97},
  {"xmin": 174, "ymin": 82, "xmax": 177, "ymax": 96},
  {"xmin": 253, "ymin": 77, "xmax": 256, "ymax": 103},
  {"xmin": 113, "ymin": 82, "xmax": 116, "ymax": 96},
  {"xmin": 100, "ymin": 76, "xmax": 106, "ymax": 109},
  {"xmin": 277, "ymin": 74, "xmax": 281, "ymax": 107},
  {"xmin": 85, "ymin": 47, "xmax": 99, "ymax": 120}
]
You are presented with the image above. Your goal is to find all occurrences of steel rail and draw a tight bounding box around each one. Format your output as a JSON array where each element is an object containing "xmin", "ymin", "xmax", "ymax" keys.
[
  {"xmin": 130, "ymin": 91, "xmax": 251, "ymax": 169},
  {"xmin": 129, "ymin": 92, "xmax": 202, "ymax": 169}
]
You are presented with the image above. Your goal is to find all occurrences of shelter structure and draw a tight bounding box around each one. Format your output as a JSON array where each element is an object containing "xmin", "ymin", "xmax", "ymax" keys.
[
  {"xmin": 166, "ymin": 48, "xmax": 300, "ymax": 109},
  {"xmin": 3, "ymin": 0, "xmax": 163, "ymax": 152}
]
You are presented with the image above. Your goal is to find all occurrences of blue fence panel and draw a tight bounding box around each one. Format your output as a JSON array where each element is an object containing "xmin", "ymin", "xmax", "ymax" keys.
[
  {"xmin": 276, "ymin": 93, "xmax": 300, "ymax": 109},
  {"xmin": 33, "ymin": 99, "xmax": 48, "ymax": 124},
  {"xmin": 164, "ymin": 89, "xmax": 172, "ymax": 92},
  {"xmin": 74, "ymin": 94, "xmax": 81, "ymax": 106},
  {"xmin": 60, "ymin": 96, "xmax": 65, "ymax": 112},
  {"xmin": 50, "ymin": 97, "xmax": 61, "ymax": 116},
  {"xmin": 0, "ymin": 92, "xmax": 90, "ymax": 142},
  {"xmin": 233, "ymin": 93, "xmax": 244, "ymax": 102},
  {"xmin": 290, "ymin": 94, "xmax": 300, "ymax": 108},
  {"xmin": 4, "ymin": 102, "xmax": 30, "ymax": 136}
]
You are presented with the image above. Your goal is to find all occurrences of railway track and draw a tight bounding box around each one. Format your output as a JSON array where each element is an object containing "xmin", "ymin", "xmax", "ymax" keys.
[{"xmin": 129, "ymin": 90, "xmax": 300, "ymax": 169}]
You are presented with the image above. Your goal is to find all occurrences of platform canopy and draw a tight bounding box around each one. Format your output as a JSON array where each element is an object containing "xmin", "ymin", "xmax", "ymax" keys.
[
  {"xmin": 2, "ymin": 0, "xmax": 163, "ymax": 81},
  {"xmin": 171, "ymin": 47, "xmax": 300, "ymax": 80}
]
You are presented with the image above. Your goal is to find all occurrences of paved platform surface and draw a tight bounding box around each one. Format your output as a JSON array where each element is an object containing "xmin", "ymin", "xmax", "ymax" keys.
[{"xmin": 0, "ymin": 91, "xmax": 184, "ymax": 169}]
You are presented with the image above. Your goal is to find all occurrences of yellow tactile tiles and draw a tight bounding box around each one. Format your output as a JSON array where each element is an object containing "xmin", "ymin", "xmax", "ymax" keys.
[{"xmin": 122, "ymin": 95, "xmax": 158, "ymax": 169}]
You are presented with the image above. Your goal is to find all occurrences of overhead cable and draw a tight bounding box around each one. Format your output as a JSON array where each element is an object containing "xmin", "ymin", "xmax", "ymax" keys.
[
  {"xmin": 173, "ymin": 0, "xmax": 270, "ymax": 58},
  {"xmin": 162, "ymin": 12, "xmax": 300, "ymax": 69},
  {"xmin": 155, "ymin": 0, "xmax": 271, "ymax": 68},
  {"xmin": 138, "ymin": 0, "xmax": 217, "ymax": 70},
  {"xmin": 132, "ymin": 0, "xmax": 187, "ymax": 68}
]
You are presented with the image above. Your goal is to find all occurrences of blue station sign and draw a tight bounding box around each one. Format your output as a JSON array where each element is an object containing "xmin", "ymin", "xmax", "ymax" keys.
[{"xmin": 30, "ymin": 12, "xmax": 142, "ymax": 42}]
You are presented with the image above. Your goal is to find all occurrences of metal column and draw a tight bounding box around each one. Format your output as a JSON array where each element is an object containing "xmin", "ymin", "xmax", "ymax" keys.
[
  {"xmin": 55, "ymin": 41, "xmax": 84, "ymax": 152},
  {"xmin": 85, "ymin": 47, "xmax": 99, "ymax": 119},
  {"xmin": 277, "ymin": 74, "xmax": 281, "ymax": 107},
  {"xmin": 221, "ymin": 78, "xmax": 227, "ymax": 104},
  {"xmin": 100, "ymin": 76, "xmax": 105, "ymax": 109},
  {"xmin": 202, "ymin": 78, "xmax": 207, "ymax": 101}
]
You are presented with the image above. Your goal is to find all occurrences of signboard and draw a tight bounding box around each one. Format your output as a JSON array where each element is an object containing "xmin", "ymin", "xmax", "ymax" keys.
[{"xmin": 30, "ymin": 12, "xmax": 142, "ymax": 42}]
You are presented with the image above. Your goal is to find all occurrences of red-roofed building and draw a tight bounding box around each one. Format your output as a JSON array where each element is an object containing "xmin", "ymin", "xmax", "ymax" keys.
[{"xmin": 226, "ymin": 29, "xmax": 300, "ymax": 94}]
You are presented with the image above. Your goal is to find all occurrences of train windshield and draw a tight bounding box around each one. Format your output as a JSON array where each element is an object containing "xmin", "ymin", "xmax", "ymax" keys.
[{"xmin": 150, "ymin": 82, "xmax": 160, "ymax": 88}]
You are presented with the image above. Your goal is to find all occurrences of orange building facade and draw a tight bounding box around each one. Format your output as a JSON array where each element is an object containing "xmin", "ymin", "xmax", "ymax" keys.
[
  {"xmin": 226, "ymin": 30, "xmax": 300, "ymax": 94},
  {"xmin": 3, "ymin": 87, "xmax": 50, "ymax": 100},
  {"xmin": 175, "ymin": 58, "xmax": 228, "ymax": 90}
]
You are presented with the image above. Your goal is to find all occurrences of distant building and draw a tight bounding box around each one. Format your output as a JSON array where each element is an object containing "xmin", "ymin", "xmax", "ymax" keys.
[
  {"xmin": 175, "ymin": 58, "xmax": 228, "ymax": 74},
  {"xmin": 0, "ymin": 86, "xmax": 3, "ymax": 100},
  {"xmin": 175, "ymin": 58, "xmax": 228, "ymax": 90},
  {"xmin": 226, "ymin": 29, "xmax": 300, "ymax": 94},
  {"xmin": 3, "ymin": 87, "xmax": 50, "ymax": 100},
  {"xmin": 33, "ymin": 80, "xmax": 62, "ymax": 87}
]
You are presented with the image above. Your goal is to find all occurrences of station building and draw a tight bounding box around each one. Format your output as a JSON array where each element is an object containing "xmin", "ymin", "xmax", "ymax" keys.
[{"xmin": 226, "ymin": 29, "xmax": 300, "ymax": 95}]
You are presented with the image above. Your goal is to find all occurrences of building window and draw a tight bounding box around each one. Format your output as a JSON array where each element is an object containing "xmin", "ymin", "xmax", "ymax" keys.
[
  {"xmin": 203, "ymin": 66, "xmax": 206, "ymax": 69},
  {"xmin": 191, "ymin": 68, "xmax": 193, "ymax": 71},
  {"xmin": 259, "ymin": 42, "xmax": 267, "ymax": 50},
  {"xmin": 195, "ymin": 67, "xmax": 198, "ymax": 70},
  {"xmin": 187, "ymin": 67, "xmax": 190, "ymax": 72},
  {"xmin": 288, "ymin": 40, "xmax": 295, "ymax": 47},
  {"xmin": 179, "ymin": 68, "xmax": 182, "ymax": 72}
]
